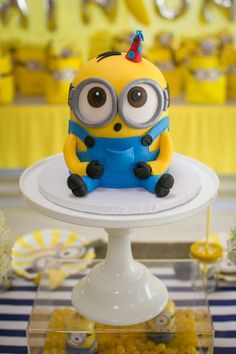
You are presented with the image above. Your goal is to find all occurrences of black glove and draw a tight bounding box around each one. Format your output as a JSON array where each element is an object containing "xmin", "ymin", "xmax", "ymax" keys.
[
  {"xmin": 86, "ymin": 160, "xmax": 104, "ymax": 179},
  {"xmin": 134, "ymin": 162, "xmax": 151, "ymax": 180}
]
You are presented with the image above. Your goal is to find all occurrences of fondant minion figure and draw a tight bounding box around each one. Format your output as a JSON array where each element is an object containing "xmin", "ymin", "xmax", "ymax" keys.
[
  {"xmin": 145, "ymin": 299, "xmax": 176, "ymax": 343},
  {"xmin": 66, "ymin": 314, "xmax": 97, "ymax": 354},
  {"xmin": 64, "ymin": 30, "xmax": 174, "ymax": 197}
]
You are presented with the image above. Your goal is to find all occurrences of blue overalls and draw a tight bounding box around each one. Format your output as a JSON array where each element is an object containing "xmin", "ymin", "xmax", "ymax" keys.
[{"xmin": 68, "ymin": 117, "xmax": 169, "ymax": 194}]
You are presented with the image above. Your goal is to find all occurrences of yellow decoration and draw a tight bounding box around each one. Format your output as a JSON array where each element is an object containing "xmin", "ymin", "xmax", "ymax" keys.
[
  {"xmin": 65, "ymin": 313, "xmax": 97, "ymax": 352},
  {"xmin": 88, "ymin": 30, "xmax": 114, "ymax": 59},
  {"xmin": 191, "ymin": 241, "xmax": 223, "ymax": 262},
  {"xmin": 124, "ymin": 0, "xmax": 150, "ymax": 25},
  {"xmin": 12, "ymin": 228, "xmax": 95, "ymax": 283},
  {"xmin": 112, "ymin": 32, "xmax": 134, "ymax": 53},
  {"xmin": 0, "ymin": 0, "xmax": 29, "ymax": 28},
  {"xmin": 145, "ymin": 299, "xmax": 176, "ymax": 338},
  {"xmin": 200, "ymin": 0, "xmax": 235, "ymax": 23},
  {"xmin": 225, "ymin": 51, "xmax": 236, "ymax": 99},
  {"xmin": 45, "ymin": 0, "xmax": 57, "ymax": 31},
  {"xmin": 185, "ymin": 54, "xmax": 226, "ymax": 104},
  {"xmin": 14, "ymin": 45, "xmax": 47, "ymax": 95},
  {"xmin": 218, "ymin": 30, "xmax": 235, "ymax": 66},
  {"xmin": 45, "ymin": 52, "xmax": 81, "ymax": 104},
  {"xmin": 148, "ymin": 33, "xmax": 184, "ymax": 97},
  {"xmin": 1, "ymin": 102, "xmax": 236, "ymax": 173},
  {"xmin": 81, "ymin": 0, "xmax": 117, "ymax": 24},
  {"xmin": 46, "ymin": 269, "xmax": 69, "ymax": 290},
  {"xmin": 190, "ymin": 207, "xmax": 223, "ymax": 263},
  {"xmin": 0, "ymin": 51, "xmax": 15, "ymax": 104},
  {"xmin": 176, "ymin": 38, "xmax": 198, "ymax": 65},
  {"xmin": 154, "ymin": 0, "xmax": 190, "ymax": 21}
]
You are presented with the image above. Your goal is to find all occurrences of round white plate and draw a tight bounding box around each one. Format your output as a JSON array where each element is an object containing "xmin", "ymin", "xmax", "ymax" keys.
[
  {"xmin": 19, "ymin": 153, "xmax": 219, "ymax": 229},
  {"xmin": 38, "ymin": 154, "xmax": 201, "ymax": 215}
]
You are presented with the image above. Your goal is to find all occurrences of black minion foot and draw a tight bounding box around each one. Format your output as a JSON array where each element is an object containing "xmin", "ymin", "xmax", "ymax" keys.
[
  {"xmin": 155, "ymin": 173, "xmax": 174, "ymax": 198},
  {"xmin": 67, "ymin": 174, "xmax": 87, "ymax": 197}
]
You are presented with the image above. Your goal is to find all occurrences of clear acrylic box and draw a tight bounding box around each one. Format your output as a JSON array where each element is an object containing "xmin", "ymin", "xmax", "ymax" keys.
[{"xmin": 27, "ymin": 259, "xmax": 214, "ymax": 354}]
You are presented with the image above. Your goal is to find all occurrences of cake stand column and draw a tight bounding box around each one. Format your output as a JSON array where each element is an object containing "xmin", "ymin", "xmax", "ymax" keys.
[
  {"xmin": 72, "ymin": 227, "xmax": 168, "ymax": 326},
  {"xmin": 102, "ymin": 228, "xmax": 137, "ymax": 279}
]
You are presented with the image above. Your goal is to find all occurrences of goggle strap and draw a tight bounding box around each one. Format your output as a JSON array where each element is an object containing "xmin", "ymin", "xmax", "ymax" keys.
[
  {"xmin": 163, "ymin": 84, "xmax": 170, "ymax": 111},
  {"xmin": 68, "ymin": 83, "xmax": 75, "ymax": 109}
]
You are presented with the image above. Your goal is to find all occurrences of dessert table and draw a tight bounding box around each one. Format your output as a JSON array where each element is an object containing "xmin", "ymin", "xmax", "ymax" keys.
[{"xmin": 0, "ymin": 270, "xmax": 236, "ymax": 354}]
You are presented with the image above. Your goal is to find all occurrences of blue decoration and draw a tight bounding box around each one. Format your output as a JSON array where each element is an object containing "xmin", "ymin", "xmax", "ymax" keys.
[{"xmin": 127, "ymin": 51, "xmax": 135, "ymax": 59}]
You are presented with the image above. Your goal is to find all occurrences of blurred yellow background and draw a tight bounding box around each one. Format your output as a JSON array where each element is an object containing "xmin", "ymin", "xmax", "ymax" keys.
[
  {"xmin": 0, "ymin": 0, "xmax": 235, "ymax": 61},
  {"xmin": 1, "ymin": 0, "xmax": 236, "ymax": 173}
]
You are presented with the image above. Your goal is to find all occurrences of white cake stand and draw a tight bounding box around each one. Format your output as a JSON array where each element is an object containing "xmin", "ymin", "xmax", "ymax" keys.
[{"xmin": 19, "ymin": 153, "xmax": 219, "ymax": 326}]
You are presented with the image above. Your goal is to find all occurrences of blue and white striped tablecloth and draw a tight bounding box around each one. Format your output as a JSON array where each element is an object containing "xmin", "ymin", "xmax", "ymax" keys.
[{"xmin": 0, "ymin": 271, "xmax": 236, "ymax": 354}]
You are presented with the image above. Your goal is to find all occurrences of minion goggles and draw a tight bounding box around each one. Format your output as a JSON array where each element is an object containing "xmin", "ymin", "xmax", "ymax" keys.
[{"xmin": 68, "ymin": 78, "xmax": 170, "ymax": 129}]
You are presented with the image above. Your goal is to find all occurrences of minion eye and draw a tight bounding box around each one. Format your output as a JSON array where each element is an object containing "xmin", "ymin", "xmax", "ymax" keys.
[
  {"xmin": 68, "ymin": 333, "xmax": 87, "ymax": 346},
  {"xmin": 155, "ymin": 314, "xmax": 170, "ymax": 327},
  {"xmin": 87, "ymin": 86, "xmax": 107, "ymax": 108},
  {"xmin": 119, "ymin": 79, "xmax": 167, "ymax": 128},
  {"xmin": 58, "ymin": 247, "xmax": 84, "ymax": 258},
  {"xmin": 70, "ymin": 78, "xmax": 117, "ymax": 127}
]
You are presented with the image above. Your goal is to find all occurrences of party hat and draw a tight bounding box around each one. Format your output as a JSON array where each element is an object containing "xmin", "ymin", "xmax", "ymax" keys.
[{"xmin": 126, "ymin": 30, "xmax": 144, "ymax": 63}]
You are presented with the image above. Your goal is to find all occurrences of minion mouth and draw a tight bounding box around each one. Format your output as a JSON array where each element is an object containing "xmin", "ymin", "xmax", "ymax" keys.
[{"xmin": 114, "ymin": 123, "xmax": 122, "ymax": 132}]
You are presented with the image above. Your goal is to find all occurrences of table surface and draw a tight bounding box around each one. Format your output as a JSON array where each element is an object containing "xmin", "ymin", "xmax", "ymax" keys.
[{"xmin": 0, "ymin": 266, "xmax": 236, "ymax": 354}]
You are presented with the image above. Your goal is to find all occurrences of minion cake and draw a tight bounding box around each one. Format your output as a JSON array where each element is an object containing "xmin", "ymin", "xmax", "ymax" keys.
[{"xmin": 64, "ymin": 30, "xmax": 174, "ymax": 198}]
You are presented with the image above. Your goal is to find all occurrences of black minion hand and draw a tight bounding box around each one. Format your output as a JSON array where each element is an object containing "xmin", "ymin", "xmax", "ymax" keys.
[
  {"xmin": 86, "ymin": 160, "xmax": 104, "ymax": 179},
  {"xmin": 134, "ymin": 162, "xmax": 151, "ymax": 180}
]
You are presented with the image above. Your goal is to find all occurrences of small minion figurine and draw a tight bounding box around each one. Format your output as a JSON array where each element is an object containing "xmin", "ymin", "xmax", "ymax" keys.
[
  {"xmin": 185, "ymin": 38, "xmax": 226, "ymax": 104},
  {"xmin": 66, "ymin": 314, "xmax": 97, "ymax": 354},
  {"xmin": 14, "ymin": 44, "xmax": 47, "ymax": 95},
  {"xmin": 145, "ymin": 299, "xmax": 176, "ymax": 343},
  {"xmin": 45, "ymin": 43, "xmax": 81, "ymax": 104},
  {"xmin": 217, "ymin": 31, "xmax": 236, "ymax": 99},
  {"xmin": 64, "ymin": 30, "xmax": 174, "ymax": 198}
]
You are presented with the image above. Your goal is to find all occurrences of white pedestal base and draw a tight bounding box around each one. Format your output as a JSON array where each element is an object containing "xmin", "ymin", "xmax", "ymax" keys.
[{"xmin": 72, "ymin": 228, "xmax": 168, "ymax": 325}]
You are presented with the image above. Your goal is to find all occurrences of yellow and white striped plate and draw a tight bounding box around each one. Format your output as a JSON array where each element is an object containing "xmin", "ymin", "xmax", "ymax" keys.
[{"xmin": 12, "ymin": 229, "xmax": 95, "ymax": 281}]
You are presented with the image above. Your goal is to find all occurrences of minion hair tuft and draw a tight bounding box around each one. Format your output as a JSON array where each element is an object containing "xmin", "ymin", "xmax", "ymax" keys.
[{"xmin": 96, "ymin": 51, "xmax": 121, "ymax": 62}]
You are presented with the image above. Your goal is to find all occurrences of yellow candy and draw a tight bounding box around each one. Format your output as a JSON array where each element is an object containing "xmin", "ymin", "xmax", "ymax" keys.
[
  {"xmin": 156, "ymin": 343, "xmax": 166, "ymax": 352},
  {"xmin": 117, "ymin": 345, "xmax": 126, "ymax": 354},
  {"xmin": 147, "ymin": 341, "xmax": 155, "ymax": 350}
]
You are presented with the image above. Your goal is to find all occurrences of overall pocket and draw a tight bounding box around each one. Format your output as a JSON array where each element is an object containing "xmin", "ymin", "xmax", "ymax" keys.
[{"xmin": 104, "ymin": 147, "xmax": 134, "ymax": 173}]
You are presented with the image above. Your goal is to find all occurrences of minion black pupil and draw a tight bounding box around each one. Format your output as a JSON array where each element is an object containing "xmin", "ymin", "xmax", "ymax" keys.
[
  {"xmin": 94, "ymin": 91, "xmax": 102, "ymax": 100},
  {"xmin": 88, "ymin": 87, "xmax": 106, "ymax": 107},
  {"xmin": 132, "ymin": 90, "xmax": 142, "ymax": 101},
  {"xmin": 128, "ymin": 86, "xmax": 147, "ymax": 107}
]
